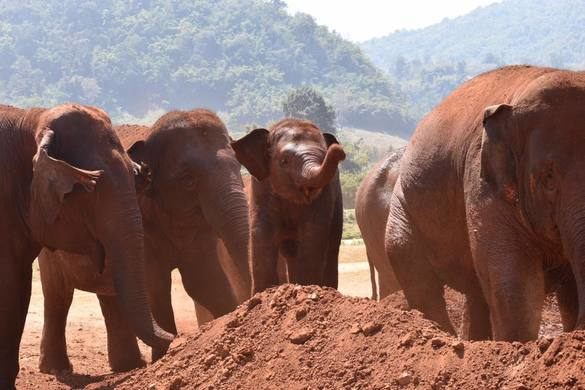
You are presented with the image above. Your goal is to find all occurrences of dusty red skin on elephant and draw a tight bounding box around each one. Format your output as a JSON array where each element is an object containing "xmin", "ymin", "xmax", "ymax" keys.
[
  {"xmin": 0, "ymin": 103, "xmax": 172, "ymax": 388},
  {"xmin": 232, "ymin": 119, "xmax": 345, "ymax": 294},
  {"xmin": 355, "ymin": 149, "xmax": 404, "ymax": 300},
  {"xmin": 386, "ymin": 65, "xmax": 585, "ymax": 342},
  {"xmin": 37, "ymin": 110, "xmax": 252, "ymax": 373}
]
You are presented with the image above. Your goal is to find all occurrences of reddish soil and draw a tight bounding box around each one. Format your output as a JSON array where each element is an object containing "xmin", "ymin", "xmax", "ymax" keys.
[
  {"xmin": 85, "ymin": 285, "xmax": 578, "ymax": 390},
  {"xmin": 16, "ymin": 266, "xmax": 198, "ymax": 390},
  {"xmin": 16, "ymin": 263, "xmax": 570, "ymax": 390}
]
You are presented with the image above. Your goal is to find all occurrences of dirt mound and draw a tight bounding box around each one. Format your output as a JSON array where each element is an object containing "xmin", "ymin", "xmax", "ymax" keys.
[{"xmin": 90, "ymin": 285, "xmax": 582, "ymax": 390}]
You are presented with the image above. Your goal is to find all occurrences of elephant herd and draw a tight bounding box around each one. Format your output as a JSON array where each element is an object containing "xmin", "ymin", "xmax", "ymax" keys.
[
  {"xmin": 2, "ymin": 64, "xmax": 585, "ymax": 388},
  {"xmin": 0, "ymin": 105, "xmax": 344, "ymax": 388}
]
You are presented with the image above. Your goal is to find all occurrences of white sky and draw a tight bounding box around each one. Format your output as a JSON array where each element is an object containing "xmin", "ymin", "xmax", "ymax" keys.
[{"xmin": 285, "ymin": 0, "xmax": 502, "ymax": 41}]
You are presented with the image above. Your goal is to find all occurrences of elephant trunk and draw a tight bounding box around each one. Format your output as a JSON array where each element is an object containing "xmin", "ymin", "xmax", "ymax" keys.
[
  {"xmin": 558, "ymin": 194, "xmax": 585, "ymax": 330},
  {"xmin": 199, "ymin": 173, "xmax": 251, "ymax": 301},
  {"xmin": 300, "ymin": 144, "xmax": 345, "ymax": 189},
  {"xmin": 102, "ymin": 190, "xmax": 174, "ymax": 349}
]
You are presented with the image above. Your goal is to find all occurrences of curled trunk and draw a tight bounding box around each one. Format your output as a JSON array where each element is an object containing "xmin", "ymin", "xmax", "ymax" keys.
[{"xmin": 300, "ymin": 144, "xmax": 345, "ymax": 188}]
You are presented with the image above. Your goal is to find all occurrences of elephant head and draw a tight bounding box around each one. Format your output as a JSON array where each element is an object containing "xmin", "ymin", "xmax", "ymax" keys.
[
  {"xmin": 127, "ymin": 109, "xmax": 251, "ymax": 300},
  {"xmin": 27, "ymin": 104, "xmax": 173, "ymax": 350},
  {"xmin": 231, "ymin": 118, "xmax": 345, "ymax": 204},
  {"xmin": 480, "ymin": 72, "xmax": 585, "ymax": 329}
]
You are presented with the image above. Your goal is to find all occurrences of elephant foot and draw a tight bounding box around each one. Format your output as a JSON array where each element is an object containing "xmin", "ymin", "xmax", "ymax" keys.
[
  {"xmin": 38, "ymin": 354, "xmax": 73, "ymax": 375},
  {"xmin": 109, "ymin": 354, "xmax": 146, "ymax": 373}
]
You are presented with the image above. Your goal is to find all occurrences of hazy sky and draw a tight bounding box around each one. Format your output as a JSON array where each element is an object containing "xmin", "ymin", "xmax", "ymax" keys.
[{"xmin": 285, "ymin": 0, "xmax": 502, "ymax": 41}]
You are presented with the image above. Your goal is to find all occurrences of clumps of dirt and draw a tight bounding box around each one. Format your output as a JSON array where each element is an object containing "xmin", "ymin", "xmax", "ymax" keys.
[{"xmin": 90, "ymin": 285, "xmax": 583, "ymax": 390}]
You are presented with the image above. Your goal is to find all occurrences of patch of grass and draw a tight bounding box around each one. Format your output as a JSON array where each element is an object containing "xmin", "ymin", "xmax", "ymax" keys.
[{"xmin": 343, "ymin": 209, "xmax": 362, "ymax": 240}]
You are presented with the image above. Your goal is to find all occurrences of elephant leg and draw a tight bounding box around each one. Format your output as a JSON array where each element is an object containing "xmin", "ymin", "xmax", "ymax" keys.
[
  {"xmin": 250, "ymin": 216, "xmax": 278, "ymax": 293},
  {"xmin": 369, "ymin": 236, "xmax": 401, "ymax": 300},
  {"xmin": 556, "ymin": 272, "xmax": 578, "ymax": 331},
  {"xmin": 367, "ymin": 254, "xmax": 379, "ymax": 301},
  {"xmin": 483, "ymin": 257, "xmax": 544, "ymax": 341},
  {"xmin": 323, "ymin": 196, "xmax": 343, "ymax": 289},
  {"xmin": 286, "ymin": 223, "xmax": 333, "ymax": 287},
  {"xmin": 0, "ymin": 244, "xmax": 36, "ymax": 388},
  {"xmin": 468, "ymin": 204, "xmax": 544, "ymax": 341},
  {"xmin": 386, "ymin": 203, "xmax": 456, "ymax": 335},
  {"xmin": 97, "ymin": 295, "xmax": 145, "ymax": 372},
  {"xmin": 370, "ymin": 242, "xmax": 401, "ymax": 300},
  {"xmin": 323, "ymin": 244, "xmax": 339, "ymax": 289},
  {"xmin": 38, "ymin": 252, "xmax": 74, "ymax": 374},
  {"xmin": 459, "ymin": 292, "xmax": 492, "ymax": 340},
  {"xmin": 144, "ymin": 248, "xmax": 176, "ymax": 362}
]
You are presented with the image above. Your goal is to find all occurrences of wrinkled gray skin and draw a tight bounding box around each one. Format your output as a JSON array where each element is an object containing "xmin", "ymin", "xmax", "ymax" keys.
[
  {"xmin": 355, "ymin": 149, "xmax": 404, "ymax": 300},
  {"xmin": 38, "ymin": 110, "xmax": 251, "ymax": 372},
  {"xmin": 0, "ymin": 104, "xmax": 172, "ymax": 388}
]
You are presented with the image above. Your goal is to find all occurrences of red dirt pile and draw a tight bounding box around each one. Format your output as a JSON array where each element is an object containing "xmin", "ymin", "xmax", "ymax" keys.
[{"xmin": 90, "ymin": 285, "xmax": 583, "ymax": 389}]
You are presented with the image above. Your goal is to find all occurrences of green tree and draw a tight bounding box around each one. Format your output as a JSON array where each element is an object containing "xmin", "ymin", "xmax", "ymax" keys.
[{"xmin": 282, "ymin": 86, "xmax": 337, "ymax": 133}]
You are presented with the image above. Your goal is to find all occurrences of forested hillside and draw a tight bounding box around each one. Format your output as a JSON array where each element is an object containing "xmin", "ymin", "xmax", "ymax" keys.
[
  {"xmin": 362, "ymin": 0, "xmax": 585, "ymax": 119},
  {"xmin": 0, "ymin": 0, "xmax": 413, "ymax": 134}
]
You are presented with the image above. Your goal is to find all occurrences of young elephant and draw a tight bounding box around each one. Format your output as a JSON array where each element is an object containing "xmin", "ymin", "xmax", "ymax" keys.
[
  {"xmin": 355, "ymin": 149, "xmax": 404, "ymax": 300},
  {"xmin": 387, "ymin": 65, "xmax": 585, "ymax": 341},
  {"xmin": 0, "ymin": 104, "xmax": 172, "ymax": 388},
  {"xmin": 232, "ymin": 119, "xmax": 345, "ymax": 293},
  {"xmin": 38, "ymin": 109, "xmax": 251, "ymax": 372}
]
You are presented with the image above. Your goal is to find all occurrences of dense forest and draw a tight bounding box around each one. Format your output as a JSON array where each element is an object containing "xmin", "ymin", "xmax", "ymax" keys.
[
  {"xmin": 362, "ymin": 0, "xmax": 585, "ymax": 119},
  {"xmin": 0, "ymin": 0, "xmax": 413, "ymax": 135}
]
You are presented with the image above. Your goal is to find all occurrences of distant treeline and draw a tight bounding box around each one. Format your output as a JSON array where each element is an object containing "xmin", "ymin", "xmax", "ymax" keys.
[
  {"xmin": 362, "ymin": 0, "xmax": 585, "ymax": 120},
  {"xmin": 0, "ymin": 0, "xmax": 414, "ymax": 135}
]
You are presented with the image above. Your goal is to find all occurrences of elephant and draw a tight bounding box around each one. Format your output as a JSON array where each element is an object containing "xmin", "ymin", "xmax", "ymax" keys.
[
  {"xmin": 231, "ymin": 118, "xmax": 345, "ymax": 293},
  {"xmin": 355, "ymin": 149, "xmax": 404, "ymax": 300},
  {"xmin": 38, "ymin": 109, "xmax": 251, "ymax": 372},
  {"xmin": 385, "ymin": 65, "xmax": 584, "ymax": 342},
  {"xmin": 0, "ymin": 104, "xmax": 172, "ymax": 389}
]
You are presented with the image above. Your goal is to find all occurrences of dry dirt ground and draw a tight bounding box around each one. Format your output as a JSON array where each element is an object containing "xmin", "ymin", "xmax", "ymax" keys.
[
  {"xmin": 15, "ymin": 244, "xmax": 571, "ymax": 389},
  {"xmin": 16, "ymin": 246, "xmax": 372, "ymax": 389}
]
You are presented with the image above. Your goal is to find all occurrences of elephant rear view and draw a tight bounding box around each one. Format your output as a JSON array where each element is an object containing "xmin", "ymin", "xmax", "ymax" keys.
[
  {"xmin": 355, "ymin": 149, "xmax": 404, "ymax": 300},
  {"xmin": 386, "ymin": 65, "xmax": 585, "ymax": 342},
  {"xmin": 232, "ymin": 119, "xmax": 345, "ymax": 293},
  {"xmin": 0, "ymin": 104, "xmax": 172, "ymax": 388}
]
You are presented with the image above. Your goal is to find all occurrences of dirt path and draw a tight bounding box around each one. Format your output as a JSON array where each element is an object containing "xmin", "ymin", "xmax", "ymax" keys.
[{"xmin": 16, "ymin": 252, "xmax": 372, "ymax": 389}]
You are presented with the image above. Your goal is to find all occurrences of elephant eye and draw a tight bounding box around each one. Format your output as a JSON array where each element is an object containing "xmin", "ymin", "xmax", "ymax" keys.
[{"xmin": 280, "ymin": 158, "xmax": 288, "ymax": 167}]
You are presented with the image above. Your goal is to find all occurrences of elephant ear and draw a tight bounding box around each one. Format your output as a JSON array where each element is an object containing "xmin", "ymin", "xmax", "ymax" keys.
[
  {"xmin": 323, "ymin": 133, "xmax": 340, "ymax": 147},
  {"xmin": 480, "ymin": 104, "xmax": 519, "ymax": 204},
  {"xmin": 231, "ymin": 128, "xmax": 270, "ymax": 181},
  {"xmin": 126, "ymin": 140, "xmax": 152, "ymax": 194},
  {"xmin": 31, "ymin": 129, "xmax": 104, "ymax": 225}
]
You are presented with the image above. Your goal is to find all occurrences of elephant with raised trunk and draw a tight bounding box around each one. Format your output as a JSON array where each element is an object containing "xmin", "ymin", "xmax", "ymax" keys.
[
  {"xmin": 39, "ymin": 109, "xmax": 251, "ymax": 371},
  {"xmin": 0, "ymin": 104, "xmax": 172, "ymax": 389},
  {"xmin": 386, "ymin": 65, "xmax": 585, "ymax": 341},
  {"xmin": 232, "ymin": 119, "xmax": 345, "ymax": 293},
  {"xmin": 355, "ymin": 149, "xmax": 404, "ymax": 300}
]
